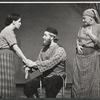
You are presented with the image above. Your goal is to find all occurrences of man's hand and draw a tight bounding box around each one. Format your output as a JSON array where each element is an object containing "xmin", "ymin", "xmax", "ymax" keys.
[{"xmin": 25, "ymin": 67, "xmax": 30, "ymax": 73}]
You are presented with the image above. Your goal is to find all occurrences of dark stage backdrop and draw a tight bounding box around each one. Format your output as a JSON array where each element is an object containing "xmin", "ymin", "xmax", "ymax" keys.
[{"xmin": 0, "ymin": 3, "xmax": 82, "ymax": 83}]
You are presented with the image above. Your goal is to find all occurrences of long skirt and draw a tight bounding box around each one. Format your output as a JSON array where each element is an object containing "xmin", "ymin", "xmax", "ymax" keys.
[
  {"xmin": 72, "ymin": 51, "xmax": 100, "ymax": 98},
  {"xmin": 0, "ymin": 49, "xmax": 16, "ymax": 98}
]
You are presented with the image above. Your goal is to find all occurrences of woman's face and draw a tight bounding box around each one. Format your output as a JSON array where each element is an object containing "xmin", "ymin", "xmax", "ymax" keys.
[
  {"xmin": 14, "ymin": 18, "xmax": 21, "ymax": 29},
  {"xmin": 83, "ymin": 16, "xmax": 92, "ymax": 25}
]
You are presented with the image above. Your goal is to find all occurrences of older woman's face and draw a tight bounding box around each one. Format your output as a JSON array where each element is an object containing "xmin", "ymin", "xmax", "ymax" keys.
[
  {"xmin": 83, "ymin": 16, "xmax": 92, "ymax": 25},
  {"xmin": 14, "ymin": 18, "xmax": 21, "ymax": 29}
]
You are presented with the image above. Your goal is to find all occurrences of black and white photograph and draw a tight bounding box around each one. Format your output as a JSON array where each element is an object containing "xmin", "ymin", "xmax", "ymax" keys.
[{"xmin": 0, "ymin": 1, "xmax": 100, "ymax": 99}]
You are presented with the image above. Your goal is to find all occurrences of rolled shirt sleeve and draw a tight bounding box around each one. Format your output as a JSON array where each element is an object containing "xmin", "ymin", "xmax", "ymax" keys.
[
  {"xmin": 4, "ymin": 30, "xmax": 17, "ymax": 47},
  {"xmin": 96, "ymin": 25, "xmax": 100, "ymax": 44}
]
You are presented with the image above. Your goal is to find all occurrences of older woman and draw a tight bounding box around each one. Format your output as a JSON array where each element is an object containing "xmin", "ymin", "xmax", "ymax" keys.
[
  {"xmin": 72, "ymin": 8, "xmax": 100, "ymax": 98},
  {"xmin": 0, "ymin": 13, "xmax": 34, "ymax": 98}
]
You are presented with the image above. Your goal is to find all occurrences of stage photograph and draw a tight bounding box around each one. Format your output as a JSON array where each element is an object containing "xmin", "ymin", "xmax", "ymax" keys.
[{"xmin": 0, "ymin": 2, "xmax": 99, "ymax": 98}]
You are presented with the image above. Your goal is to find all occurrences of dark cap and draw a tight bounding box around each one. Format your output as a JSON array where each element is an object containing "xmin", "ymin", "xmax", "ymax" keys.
[{"xmin": 46, "ymin": 27, "xmax": 58, "ymax": 36}]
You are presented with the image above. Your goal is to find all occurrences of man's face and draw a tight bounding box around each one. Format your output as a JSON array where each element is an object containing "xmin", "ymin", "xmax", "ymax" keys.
[
  {"xmin": 43, "ymin": 31, "xmax": 51, "ymax": 46},
  {"xmin": 83, "ymin": 15, "xmax": 92, "ymax": 25}
]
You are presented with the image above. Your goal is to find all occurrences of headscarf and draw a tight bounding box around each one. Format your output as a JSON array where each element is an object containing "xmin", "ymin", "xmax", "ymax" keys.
[{"xmin": 83, "ymin": 8, "xmax": 100, "ymax": 23}]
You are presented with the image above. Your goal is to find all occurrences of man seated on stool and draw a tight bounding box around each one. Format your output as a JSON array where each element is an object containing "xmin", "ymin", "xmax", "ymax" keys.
[{"xmin": 23, "ymin": 27, "xmax": 67, "ymax": 98}]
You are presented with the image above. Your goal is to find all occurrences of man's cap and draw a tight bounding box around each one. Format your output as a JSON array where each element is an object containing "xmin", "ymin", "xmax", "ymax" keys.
[{"xmin": 46, "ymin": 27, "xmax": 58, "ymax": 36}]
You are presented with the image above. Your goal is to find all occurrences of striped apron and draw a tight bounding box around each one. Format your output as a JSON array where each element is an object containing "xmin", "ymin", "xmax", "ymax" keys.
[
  {"xmin": 0, "ymin": 49, "xmax": 16, "ymax": 98},
  {"xmin": 72, "ymin": 47, "xmax": 100, "ymax": 98}
]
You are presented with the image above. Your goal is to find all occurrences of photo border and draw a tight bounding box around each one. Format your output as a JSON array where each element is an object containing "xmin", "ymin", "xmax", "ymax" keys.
[{"xmin": 0, "ymin": 1, "xmax": 99, "ymax": 100}]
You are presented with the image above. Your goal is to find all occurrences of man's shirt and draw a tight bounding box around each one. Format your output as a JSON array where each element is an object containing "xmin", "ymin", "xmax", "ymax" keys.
[{"xmin": 36, "ymin": 43, "xmax": 67, "ymax": 77}]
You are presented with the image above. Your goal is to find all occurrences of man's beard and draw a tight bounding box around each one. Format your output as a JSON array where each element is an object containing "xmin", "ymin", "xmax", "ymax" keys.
[{"xmin": 43, "ymin": 39, "xmax": 51, "ymax": 46}]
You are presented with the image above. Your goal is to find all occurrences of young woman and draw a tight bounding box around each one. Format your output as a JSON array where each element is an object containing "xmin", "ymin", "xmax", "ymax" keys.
[{"xmin": 0, "ymin": 13, "xmax": 33, "ymax": 98}]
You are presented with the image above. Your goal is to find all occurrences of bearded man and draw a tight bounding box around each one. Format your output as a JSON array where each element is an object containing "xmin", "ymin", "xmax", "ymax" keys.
[{"xmin": 24, "ymin": 27, "xmax": 67, "ymax": 98}]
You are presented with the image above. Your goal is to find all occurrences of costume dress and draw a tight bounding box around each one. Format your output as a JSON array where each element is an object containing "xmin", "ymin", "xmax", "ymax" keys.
[
  {"xmin": 72, "ymin": 24, "xmax": 100, "ymax": 98},
  {"xmin": 0, "ymin": 27, "xmax": 17, "ymax": 98}
]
